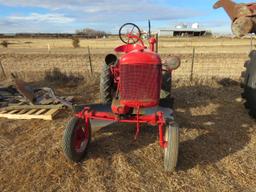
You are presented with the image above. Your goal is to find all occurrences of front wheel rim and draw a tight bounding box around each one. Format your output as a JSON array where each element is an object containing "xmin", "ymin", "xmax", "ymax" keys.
[{"xmin": 73, "ymin": 121, "xmax": 89, "ymax": 153}]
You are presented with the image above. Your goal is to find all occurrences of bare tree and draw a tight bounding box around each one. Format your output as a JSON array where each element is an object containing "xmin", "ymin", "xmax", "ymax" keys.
[{"xmin": 76, "ymin": 28, "xmax": 107, "ymax": 38}]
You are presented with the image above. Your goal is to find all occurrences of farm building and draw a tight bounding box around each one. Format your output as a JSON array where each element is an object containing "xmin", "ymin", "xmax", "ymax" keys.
[{"xmin": 159, "ymin": 23, "xmax": 210, "ymax": 37}]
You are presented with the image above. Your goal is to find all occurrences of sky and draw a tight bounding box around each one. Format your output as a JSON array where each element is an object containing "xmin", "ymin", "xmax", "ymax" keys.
[{"xmin": 0, "ymin": 0, "xmax": 253, "ymax": 34}]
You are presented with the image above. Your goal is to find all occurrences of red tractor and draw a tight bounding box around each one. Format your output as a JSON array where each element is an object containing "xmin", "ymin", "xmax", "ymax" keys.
[{"xmin": 62, "ymin": 23, "xmax": 181, "ymax": 172}]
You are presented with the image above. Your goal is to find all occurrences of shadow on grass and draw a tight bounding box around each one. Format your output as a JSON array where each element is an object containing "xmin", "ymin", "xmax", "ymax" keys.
[{"xmin": 79, "ymin": 84, "xmax": 252, "ymax": 171}]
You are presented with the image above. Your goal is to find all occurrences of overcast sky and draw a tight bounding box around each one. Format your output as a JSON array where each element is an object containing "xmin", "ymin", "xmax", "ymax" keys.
[{"xmin": 0, "ymin": 0, "xmax": 253, "ymax": 34}]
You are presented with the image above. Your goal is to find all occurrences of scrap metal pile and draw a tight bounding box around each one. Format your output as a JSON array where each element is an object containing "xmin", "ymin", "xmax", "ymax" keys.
[
  {"xmin": 0, "ymin": 79, "xmax": 72, "ymax": 108},
  {"xmin": 214, "ymin": 0, "xmax": 256, "ymax": 37},
  {"xmin": 0, "ymin": 76, "xmax": 73, "ymax": 120}
]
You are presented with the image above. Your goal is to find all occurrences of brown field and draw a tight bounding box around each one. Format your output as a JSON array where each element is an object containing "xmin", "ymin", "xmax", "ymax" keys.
[
  {"xmin": 0, "ymin": 36, "xmax": 255, "ymax": 80},
  {"xmin": 0, "ymin": 37, "xmax": 256, "ymax": 191}
]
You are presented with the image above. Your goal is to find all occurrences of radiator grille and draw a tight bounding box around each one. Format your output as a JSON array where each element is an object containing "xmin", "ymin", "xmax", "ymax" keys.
[{"xmin": 120, "ymin": 64, "xmax": 161, "ymax": 106}]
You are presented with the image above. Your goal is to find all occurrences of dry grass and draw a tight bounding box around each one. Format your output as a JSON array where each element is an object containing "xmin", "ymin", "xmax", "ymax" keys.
[
  {"xmin": 0, "ymin": 36, "xmax": 253, "ymax": 81},
  {"xmin": 0, "ymin": 36, "xmax": 256, "ymax": 191},
  {"xmin": 0, "ymin": 36, "xmax": 254, "ymax": 53},
  {"xmin": 0, "ymin": 79, "xmax": 256, "ymax": 192}
]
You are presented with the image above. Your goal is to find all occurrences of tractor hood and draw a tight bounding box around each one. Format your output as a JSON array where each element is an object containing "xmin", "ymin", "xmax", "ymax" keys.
[{"xmin": 120, "ymin": 49, "xmax": 161, "ymax": 65}]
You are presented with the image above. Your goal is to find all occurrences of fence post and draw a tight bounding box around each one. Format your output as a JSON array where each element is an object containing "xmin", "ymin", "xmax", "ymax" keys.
[
  {"xmin": 47, "ymin": 43, "xmax": 51, "ymax": 53},
  {"xmin": 0, "ymin": 60, "xmax": 6, "ymax": 79},
  {"xmin": 87, "ymin": 46, "xmax": 93, "ymax": 74},
  {"xmin": 190, "ymin": 47, "xmax": 195, "ymax": 82}
]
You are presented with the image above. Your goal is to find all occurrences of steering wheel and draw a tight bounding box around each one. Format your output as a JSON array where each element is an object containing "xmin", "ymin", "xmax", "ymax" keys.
[{"xmin": 119, "ymin": 23, "xmax": 142, "ymax": 44}]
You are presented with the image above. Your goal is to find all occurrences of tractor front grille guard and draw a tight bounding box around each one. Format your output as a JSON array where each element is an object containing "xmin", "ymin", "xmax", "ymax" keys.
[
  {"xmin": 120, "ymin": 63, "xmax": 162, "ymax": 107},
  {"xmin": 76, "ymin": 107, "xmax": 168, "ymax": 148}
]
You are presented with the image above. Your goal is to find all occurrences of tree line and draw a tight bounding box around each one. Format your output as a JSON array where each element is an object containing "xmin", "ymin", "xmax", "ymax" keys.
[{"xmin": 0, "ymin": 28, "xmax": 108, "ymax": 39}]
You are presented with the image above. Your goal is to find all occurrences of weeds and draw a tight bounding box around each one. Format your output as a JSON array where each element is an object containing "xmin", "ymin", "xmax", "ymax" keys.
[{"xmin": 72, "ymin": 37, "xmax": 80, "ymax": 48}]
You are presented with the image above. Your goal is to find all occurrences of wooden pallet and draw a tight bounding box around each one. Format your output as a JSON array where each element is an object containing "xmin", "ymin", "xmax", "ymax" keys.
[{"xmin": 0, "ymin": 107, "xmax": 61, "ymax": 120}]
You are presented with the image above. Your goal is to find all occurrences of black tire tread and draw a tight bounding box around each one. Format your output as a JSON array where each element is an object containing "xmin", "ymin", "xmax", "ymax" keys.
[
  {"xmin": 100, "ymin": 64, "xmax": 113, "ymax": 104},
  {"xmin": 160, "ymin": 72, "xmax": 173, "ymax": 108},
  {"xmin": 242, "ymin": 51, "xmax": 256, "ymax": 118},
  {"xmin": 63, "ymin": 117, "xmax": 91, "ymax": 162}
]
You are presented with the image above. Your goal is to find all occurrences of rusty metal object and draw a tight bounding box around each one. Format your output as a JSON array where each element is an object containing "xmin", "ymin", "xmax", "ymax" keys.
[
  {"xmin": 232, "ymin": 16, "xmax": 254, "ymax": 37},
  {"xmin": 12, "ymin": 77, "xmax": 35, "ymax": 103},
  {"xmin": 213, "ymin": 0, "xmax": 256, "ymax": 37},
  {"xmin": 10, "ymin": 74, "xmax": 73, "ymax": 108},
  {"xmin": 214, "ymin": 0, "xmax": 237, "ymax": 20},
  {"xmin": 37, "ymin": 87, "xmax": 73, "ymax": 108}
]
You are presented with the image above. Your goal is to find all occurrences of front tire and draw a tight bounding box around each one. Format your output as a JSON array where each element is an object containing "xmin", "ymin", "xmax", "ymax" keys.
[
  {"xmin": 164, "ymin": 122, "xmax": 179, "ymax": 172},
  {"xmin": 63, "ymin": 117, "xmax": 91, "ymax": 162}
]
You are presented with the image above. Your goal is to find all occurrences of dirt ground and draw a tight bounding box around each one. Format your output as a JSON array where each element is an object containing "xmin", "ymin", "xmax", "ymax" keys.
[{"xmin": 0, "ymin": 78, "xmax": 255, "ymax": 192}]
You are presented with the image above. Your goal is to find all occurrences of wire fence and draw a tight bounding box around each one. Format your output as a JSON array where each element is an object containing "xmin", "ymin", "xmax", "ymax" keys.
[
  {"xmin": 0, "ymin": 47, "xmax": 250, "ymax": 82},
  {"xmin": 164, "ymin": 49, "xmax": 248, "ymax": 81}
]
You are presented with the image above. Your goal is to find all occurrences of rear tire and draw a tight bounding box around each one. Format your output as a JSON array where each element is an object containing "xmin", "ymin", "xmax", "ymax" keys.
[
  {"xmin": 160, "ymin": 72, "xmax": 173, "ymax": 108},
  {"xmin": 164, "ymin": 122, "xmax": 179, "ymax": 172},
  {"xmin": 241, "ymin": 50, "xmax": 256, "ymax": 118},
  {"xmin": 100, "ymin": 64, "xmax": 114, "ymax": 104},
  {"xmin": 63, "ymin": 117, "xmax": 91, "ymax": 162}
]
